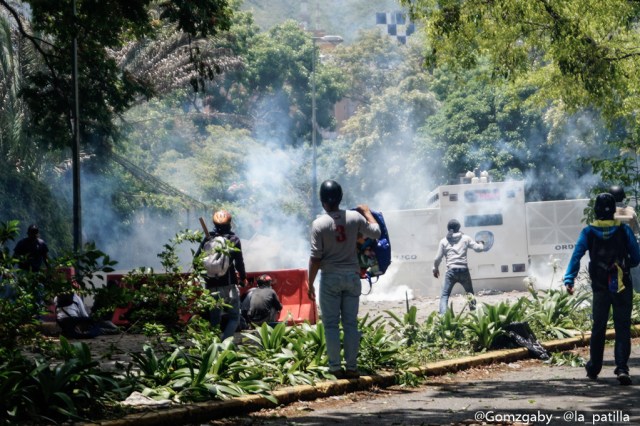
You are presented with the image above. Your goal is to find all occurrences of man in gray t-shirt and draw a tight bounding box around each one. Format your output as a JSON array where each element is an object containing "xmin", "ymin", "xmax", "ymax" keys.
[
  {"xmin": 242, "ymin": 274, "xmax": 282, "ymax": 326},
  {"xmin": 308, "ymin": 180, "xmax": 380, "ymax": 379}
]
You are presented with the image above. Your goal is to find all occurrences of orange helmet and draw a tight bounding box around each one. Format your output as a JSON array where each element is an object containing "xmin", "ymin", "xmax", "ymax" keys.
[{"xmin": 212, "ymin": 210, "xmax": 232, "ymax": 225}]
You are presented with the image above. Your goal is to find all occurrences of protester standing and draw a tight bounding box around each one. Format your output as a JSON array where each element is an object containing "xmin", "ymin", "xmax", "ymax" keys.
[
  {"xmin": 433, "ymin": 219, "xmax": 485, "ymax": 315},
  {"xmin": 14, "ymin": 224, "xmax": 49, "ymax": 272},
  {"xmin": 194, "ymin": 210, "xmax": 247, "ymax": 341},
  {"xmin": 308, "ymin": 180, "xmax": 381, "ymax": 379},
  {"xmin": 563, "ymin": 193, "xmax": 640, "ymax": 385}
]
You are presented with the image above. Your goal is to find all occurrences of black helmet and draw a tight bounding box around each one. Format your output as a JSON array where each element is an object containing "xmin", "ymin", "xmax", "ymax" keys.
[
  {"xmin": 447, "ymin": 219, "xmax": 461, "ymax": 232},
  {"xmin": 609, "ymin": 185, "xmax": 626, "ymax": 203},
  {"xmin": 594, "ymin": 193, "xmax": 616, "ymax": 220},
  {"xmin": 319, "ymin": 180, "xmax": 343, "ymax": 206}
]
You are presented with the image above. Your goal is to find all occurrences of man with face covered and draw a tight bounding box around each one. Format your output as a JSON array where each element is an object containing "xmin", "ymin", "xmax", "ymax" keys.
[{"xmin": 433, "ymin": 219, "xmax": 485, "ymax": 315}]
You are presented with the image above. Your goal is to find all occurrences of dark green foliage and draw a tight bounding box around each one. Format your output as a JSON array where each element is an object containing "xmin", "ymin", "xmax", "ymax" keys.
[
  {"xmin": 2, "ymin": 0, "xmax": 235, "ymax": 151},
  {"xmin": 0, "ymin": 339, "xmax": 126, "ymax": 425},
  {"xmin": 0, "ymin": 167, "xmax": 72, "ymax": 254}
]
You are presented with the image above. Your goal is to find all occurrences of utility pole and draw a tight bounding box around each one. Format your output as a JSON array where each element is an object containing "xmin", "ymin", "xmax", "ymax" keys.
[
  {"xmin": 310, "ymin": 34, "xmax": 343, "ymax": 217},
  {"xmin": 71, "ymin": 0, "xmax": 82, "ymax": 252},
  {"xmin": 311, "ymin": 36, "xmax": 318, "ymax": 217}
]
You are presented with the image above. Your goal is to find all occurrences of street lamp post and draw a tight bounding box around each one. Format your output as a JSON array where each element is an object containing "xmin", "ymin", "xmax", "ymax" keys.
[{"xmin": 311, "ymin": 35, "xmax": 342, "ymax": 217}]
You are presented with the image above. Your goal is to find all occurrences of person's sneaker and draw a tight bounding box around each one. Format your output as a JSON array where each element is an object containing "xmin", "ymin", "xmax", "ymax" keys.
[
  {"xmin": 586, "ymin": 373, "xmax": 598, "ymax": 380},
  {"xmin": 343, "ymin": 369, "xmax": 361, "ymax": 379},
  {"xmin": 617, "ymin": 372, "xmax": 632, "ymax": 386},
  {"xmin": 330, "ymin": 369, "xmax": 346, "ymax": 380}
]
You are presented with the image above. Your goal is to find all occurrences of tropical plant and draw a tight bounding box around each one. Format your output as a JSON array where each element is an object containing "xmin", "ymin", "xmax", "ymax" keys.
[
  {"xmin": 241, "ymin": 322, "xmax": 325, "ymax": 386},
  {"xmin": 525, "ymin": 285, "xmax": 591, "ymax": 339},
  {"xmin": 0, "ymin": 338, "xmax": 126, "ymax": 425},
  {"xmin": 0, "ymin": 0, "xmax": 235, "ymax": 151},
  {"xmin": 632, "ymin": 292, "xmax": 640, "ymax": 326},
  {"xmin": 425, "ymin": 307, "xmax": 469, "ymax": 352},
  {"xmin": 462, "ymin": 299, "xmax": 527, "ymax": 351},
  {"xmin": 115, "ymin": 230, "xmax": 221, "ymax": 330},
  {"xmin": 288, "ymin": 321, "xmax": 329, "ymax": 374},
  {"xmin": 385, "ymin": 305, "xmax": 420, "ymax": 345},
  {"xmin": 358, "ymin": 313, "xmax": 407, "ymax": 373}
]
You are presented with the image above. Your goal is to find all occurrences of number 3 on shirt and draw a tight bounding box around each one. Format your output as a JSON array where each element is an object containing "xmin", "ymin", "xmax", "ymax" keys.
[{"xmin": 335, "ymin": 225, "xmax": 346, "ymax": 242}]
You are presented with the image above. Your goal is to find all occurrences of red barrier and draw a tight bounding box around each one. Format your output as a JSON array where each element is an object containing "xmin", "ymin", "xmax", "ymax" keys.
[
  {"xmin": 243, "ymin": 269, "xmax": 317, "ymax": 325},
  {"xmin": 105, "ymin": 273, "xmax": 132, "ymax": 327},
  {"xmin": 106, "ymin": 268, "xmax": 317, "ymax": 327}
]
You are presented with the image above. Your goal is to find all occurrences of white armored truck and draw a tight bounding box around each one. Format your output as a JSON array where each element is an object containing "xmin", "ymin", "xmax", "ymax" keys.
[{"xmin": 375, "ymin": 177, "xmax": 588, "ymax": 298}]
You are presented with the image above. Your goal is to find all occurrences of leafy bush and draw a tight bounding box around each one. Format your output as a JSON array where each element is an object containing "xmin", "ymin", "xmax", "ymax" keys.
[
  {"xmin": 114, "ymin": 230, "xmax": 222, "ymax": 331},
  {"xmin": 525, "ymin": 284, "xmax": 591, "ymax": 340},
  {"xmin": 462, "ymin": 298, "xmax": 527, "ymax": 351},
  {"xmin": 0, "ymin": 339, "xmax": 126, "ymax": 425},
  {"xmin": 358, "ymin": 313, "xmax": 407, "ymax": 373}
]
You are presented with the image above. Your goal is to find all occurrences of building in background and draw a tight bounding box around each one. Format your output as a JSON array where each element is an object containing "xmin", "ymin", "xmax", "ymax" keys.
[{"xmin": 376, "ymin": 11, "xmax": 416, "ymax": 45}]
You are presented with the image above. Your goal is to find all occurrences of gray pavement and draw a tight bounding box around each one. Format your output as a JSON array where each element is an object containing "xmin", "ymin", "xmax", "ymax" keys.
[{"xmin": 214, "ymin": 342, "xmax": 639, "ymax": 426}]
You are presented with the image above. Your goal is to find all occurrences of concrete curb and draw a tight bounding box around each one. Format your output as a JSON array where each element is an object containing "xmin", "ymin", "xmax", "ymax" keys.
[{"xmin": 84, "ymin": 325, "xmax": 640, "ymax": 426}]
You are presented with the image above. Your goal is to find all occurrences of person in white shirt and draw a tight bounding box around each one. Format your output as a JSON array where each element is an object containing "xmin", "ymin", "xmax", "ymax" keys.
[
  {"xmin": 433, "ymin": 219, "xmax": 485, "ymax": 315},
  {"xmin": 55, "ymin": 293, "xmax": 119, "ymax": 338}
]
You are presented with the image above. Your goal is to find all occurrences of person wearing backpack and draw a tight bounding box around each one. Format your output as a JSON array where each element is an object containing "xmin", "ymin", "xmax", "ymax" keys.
[
  {"xmin": 194, "ymin": 210, "xmax": 247, "ymax": 341},
  {"xmin": 433, "ymin": 219, "xmax": 485, "ymax": 315},
  {"xmin": 563, "ymin": 192, "xmax": 640, "ymax": 385},
  {"xmin": 308, "ymin": 180, "xmax": 381, "ymax": 379}
]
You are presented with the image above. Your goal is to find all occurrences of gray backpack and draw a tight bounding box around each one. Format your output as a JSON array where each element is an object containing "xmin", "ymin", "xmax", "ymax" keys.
[{"xmin": 202, "ymin": 236, "xmax": 231, "ymax": 277}]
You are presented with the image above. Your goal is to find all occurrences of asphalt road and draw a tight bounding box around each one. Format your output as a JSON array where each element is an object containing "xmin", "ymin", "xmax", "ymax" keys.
[{"xmin": 205, "ymin": 341, "xmax": 639, "ymax": 426}]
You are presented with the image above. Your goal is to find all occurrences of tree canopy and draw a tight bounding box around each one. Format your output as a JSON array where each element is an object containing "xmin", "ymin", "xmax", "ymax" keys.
[
  {"xmin": 400, "ymin": 0, "xmax": 640, "ymax": 134},
  {"xmin": 0, "ymin": 0, "xmax": 235, "ymax": 151}
]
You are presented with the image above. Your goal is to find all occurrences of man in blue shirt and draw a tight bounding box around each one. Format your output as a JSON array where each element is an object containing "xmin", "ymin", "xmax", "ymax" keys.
[{"xmin": 564, "ymin": 193, "xmax": 640, "ymax": 385}]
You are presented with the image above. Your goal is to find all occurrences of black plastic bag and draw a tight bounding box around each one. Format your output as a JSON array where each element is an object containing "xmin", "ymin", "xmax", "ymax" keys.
[{"xmin": 504, "ymin": 322, "xmax": 550, "ymax": 360}]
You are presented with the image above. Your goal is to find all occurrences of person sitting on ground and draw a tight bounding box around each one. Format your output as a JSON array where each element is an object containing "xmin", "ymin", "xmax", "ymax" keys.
[
  {"xmin": 245, "ymin": 274, "xmax": 283, "ymax": 326},
  {"xmin": 55, "ymin": 293, "xmax": 120, "ymax": 339}
]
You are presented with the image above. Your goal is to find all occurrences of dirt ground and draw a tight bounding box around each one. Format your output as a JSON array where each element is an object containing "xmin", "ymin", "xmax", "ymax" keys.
[{"xmin": 359, "ymin": 288, "xmax": 530, "ymax": 323}]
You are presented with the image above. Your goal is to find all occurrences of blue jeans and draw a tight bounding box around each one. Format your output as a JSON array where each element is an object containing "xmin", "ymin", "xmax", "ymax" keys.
[
  {"xmin": 319, "ymin": 271, "xmax": 361, "ymax": 372},
  {"xmin": 209, "ymin": 284, "xmax": 240, "ymax": 341},
  {"xmin": 586, "ymin": 285, "xmax": 633, "ymax": 377},
  {"xmin": 439, "ymin": 268, "xmax": 476, "ymax": 315}
]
